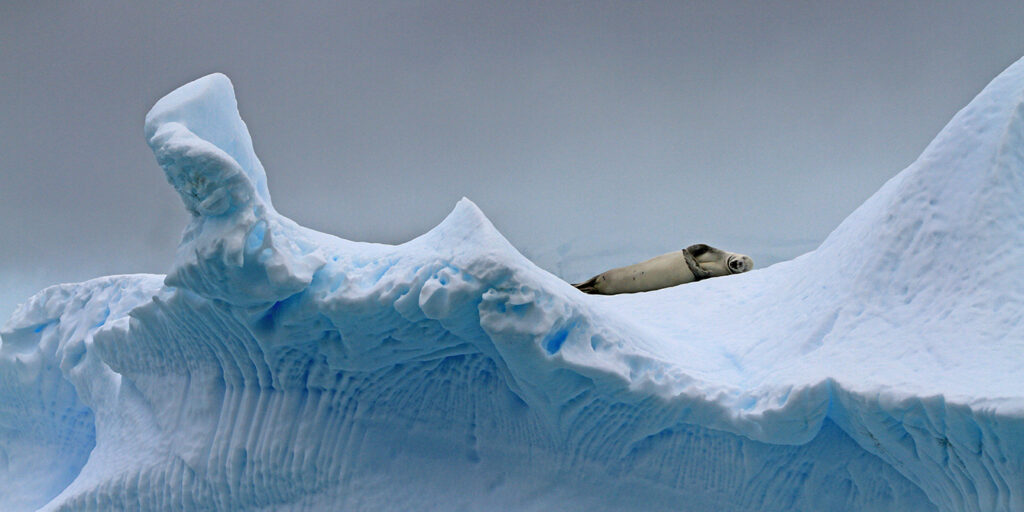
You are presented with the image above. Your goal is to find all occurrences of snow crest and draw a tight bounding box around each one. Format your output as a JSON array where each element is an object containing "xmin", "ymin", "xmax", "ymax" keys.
[{"xmin": 3, "ymin": 61, "xmax": 1024, "ymax": 510}]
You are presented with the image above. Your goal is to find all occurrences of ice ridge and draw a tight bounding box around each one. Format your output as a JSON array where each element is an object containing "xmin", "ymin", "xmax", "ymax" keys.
[{"xmin": 2, "ymin": 60, "xmax": 1024, "ymax": 510}]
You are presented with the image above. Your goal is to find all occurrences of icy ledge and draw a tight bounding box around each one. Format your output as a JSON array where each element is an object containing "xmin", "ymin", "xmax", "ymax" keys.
[{"xmin": 2, "ymin": 60, "xmax": 1024, "ymax": 510}]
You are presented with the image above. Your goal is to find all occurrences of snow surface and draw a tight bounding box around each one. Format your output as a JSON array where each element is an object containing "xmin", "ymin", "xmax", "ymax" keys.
[{"xmin": 2, "ymin": 57, "xmax": 1024, "ymax": 510}]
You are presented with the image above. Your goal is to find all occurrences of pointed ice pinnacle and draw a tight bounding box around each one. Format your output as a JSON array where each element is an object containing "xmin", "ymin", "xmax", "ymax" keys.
[
  {"xmin": 145, "ymin": 73, "xmax": 323, "ymax": 306},
  {"xmin": 145, "ymin": 73, "xmax": 273, "ymax": 215},
  {"xmin": 814, "ymin": 56, "xmax": 1024, "ymax": 303}
]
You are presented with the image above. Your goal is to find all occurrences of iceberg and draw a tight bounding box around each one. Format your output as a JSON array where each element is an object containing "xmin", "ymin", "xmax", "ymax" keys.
[{"xmin": 2, "ymin": 56, "xmax": 1024, "ymax": 510}]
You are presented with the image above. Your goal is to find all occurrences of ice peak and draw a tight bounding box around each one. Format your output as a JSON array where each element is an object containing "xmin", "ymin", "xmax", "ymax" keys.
[
  {"xmin": 144, "ymin": 74, "xmax": 324, "ymax": 305},
  {"xmin": 815, "ymin": 57, "xmax": 1024, "ymax": 303},
  {"xmin": 145, "ymin": 73, "xmax": 273, "ymax": 213}
]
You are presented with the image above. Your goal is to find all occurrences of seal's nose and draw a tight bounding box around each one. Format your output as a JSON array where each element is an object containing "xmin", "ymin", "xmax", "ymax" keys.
[{"xmin": 729, "ymin": 257, "xmax": 751, "ymax": 273}]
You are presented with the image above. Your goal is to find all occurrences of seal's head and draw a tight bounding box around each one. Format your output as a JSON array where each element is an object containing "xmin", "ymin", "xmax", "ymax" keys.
[{"xmin": 727, "ymin": 254, "xmax": 754, "ymax": 274}]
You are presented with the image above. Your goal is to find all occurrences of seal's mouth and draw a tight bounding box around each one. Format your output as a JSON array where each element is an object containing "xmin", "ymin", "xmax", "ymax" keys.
[{"xmin": 728, "ymin": 255, "xmax": 752, "ymax": 273}]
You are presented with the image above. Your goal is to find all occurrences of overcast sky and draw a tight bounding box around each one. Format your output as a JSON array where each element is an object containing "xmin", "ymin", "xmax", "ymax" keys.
[{"xmin": 3, "ymin": 1, "xmax": 1024, "ymax": 319}]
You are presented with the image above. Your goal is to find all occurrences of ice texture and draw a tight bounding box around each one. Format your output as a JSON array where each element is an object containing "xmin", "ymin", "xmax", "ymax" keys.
[{"xmin": 2, "ymin": 59, "xmax": 1024, "ymax": 510}]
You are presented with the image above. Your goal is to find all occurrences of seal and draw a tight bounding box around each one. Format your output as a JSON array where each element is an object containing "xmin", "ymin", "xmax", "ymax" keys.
[{"xmin": 573, "ymin": 243, "xmax": 753, "ymax": 295}]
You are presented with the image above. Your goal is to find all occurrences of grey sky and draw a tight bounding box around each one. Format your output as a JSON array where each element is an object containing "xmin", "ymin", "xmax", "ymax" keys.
[{"xmin": 3, "ymin": 1, "xmax": 1024, "ymax": 319}]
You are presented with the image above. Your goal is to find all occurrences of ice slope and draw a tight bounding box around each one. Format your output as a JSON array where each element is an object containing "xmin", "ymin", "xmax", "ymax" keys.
[{"xmin": 2, "ymin": 56, "xmax": 1023, "ymax": 510}]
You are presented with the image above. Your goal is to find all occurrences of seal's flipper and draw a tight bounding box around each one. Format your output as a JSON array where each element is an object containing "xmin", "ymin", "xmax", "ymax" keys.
[
  {"xmin": 686, "ymin": 244, "xmax": 712, "ymax": 257},
  {"xmin": 573, "ymin": 276, "xmax": 601, "ymax": 294},
  {"xmin": 682, "ymin": 248, "xmax": 713, "ymax": 281}
]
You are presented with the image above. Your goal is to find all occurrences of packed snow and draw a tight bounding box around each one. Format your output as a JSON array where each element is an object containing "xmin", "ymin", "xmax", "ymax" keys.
[{"xmin": 3, "ymin": 56, "xmax": 1024, "ymax": 511}]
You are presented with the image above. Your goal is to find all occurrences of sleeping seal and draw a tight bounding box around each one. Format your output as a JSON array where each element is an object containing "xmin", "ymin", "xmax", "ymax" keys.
[{"xmin": 573, "ymin": 244, "xmax": 753, "ymax": 295}]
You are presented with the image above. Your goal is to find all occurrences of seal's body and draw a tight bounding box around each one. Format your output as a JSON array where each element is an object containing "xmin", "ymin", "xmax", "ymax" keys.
[{"xmin": 573, "ymin": 244, "xmax": 753, "ymax": 295}]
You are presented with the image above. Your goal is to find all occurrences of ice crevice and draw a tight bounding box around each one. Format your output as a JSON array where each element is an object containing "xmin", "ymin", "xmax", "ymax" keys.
[{"xmin": 2, "ymin": 60, "xmax": 1024, "ymax": 510}]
